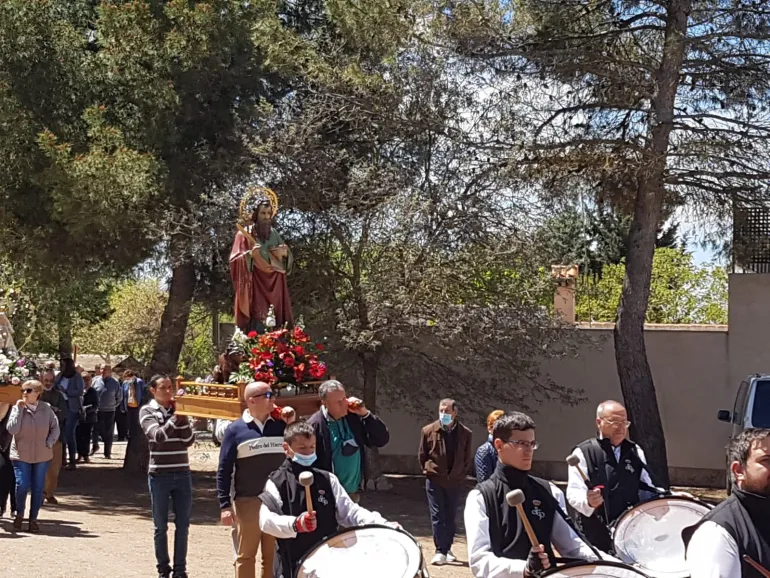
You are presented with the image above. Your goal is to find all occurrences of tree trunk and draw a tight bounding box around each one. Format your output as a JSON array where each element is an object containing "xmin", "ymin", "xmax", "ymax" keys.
[
  {"xmin": 123, "ymin": 426, "xmax": 149, "ymax": 475},
  {"xmin": 57, "ymin": 309, "xmax": 73, "ymax": 359},
  {"xmin": 150, "ymin": 234, "xmax": 197, "ymax": 375},
  {"xmin": 613, "ymin": 0, "xmax": 691, "ymax": 488}
]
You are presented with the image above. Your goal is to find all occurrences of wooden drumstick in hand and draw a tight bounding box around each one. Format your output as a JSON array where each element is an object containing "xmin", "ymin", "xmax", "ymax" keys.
[
  {"xmin": 744, "ymin": 555, "xmax": 770, "ymax": 578},
  {"xmin": 566, "ymin": 453, "xmax": 590, "ymax": 483},
  {"xmin": 506, "ymin": 489, "xmax": 539, "ymax": 547},
  {"xmin": 299, "ymin": 471, "xmax": 314, "ymax": 514}
]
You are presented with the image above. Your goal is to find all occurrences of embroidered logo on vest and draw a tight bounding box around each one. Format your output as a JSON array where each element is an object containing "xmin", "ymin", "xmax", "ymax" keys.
[
  {"xmin": 624, "ymin": 459, "xmax": 635, "ymax": 474},
  {"xmin": 531, "ymin": 499, "xmax": 546, "ymax": 520},
  {"xmin": 318, "ymin": 489, "xmax": 329, "ymax": 506}
]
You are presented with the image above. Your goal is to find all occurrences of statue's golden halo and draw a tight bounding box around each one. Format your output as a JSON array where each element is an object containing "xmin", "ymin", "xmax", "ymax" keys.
[{"xmin": 239, "ymin": 186, "xmax": 279, "ymax": 224}]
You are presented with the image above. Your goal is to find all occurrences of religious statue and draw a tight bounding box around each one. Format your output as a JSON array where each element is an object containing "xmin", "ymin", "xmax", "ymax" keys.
[
  {"xmin": 229, "ymin": 187, "xmax": 294, "ymax": 332},
  {"xmin": 0, "ymin": 298, "xmax": 16, "ymax": 353}
]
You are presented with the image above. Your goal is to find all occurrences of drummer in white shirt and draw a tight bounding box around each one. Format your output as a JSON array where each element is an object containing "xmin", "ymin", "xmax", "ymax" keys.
[
  {"xmin": 683, "ymin": 428, "xmax": 770, "ymax": 578},
  {"xmin": 465, "ymin": 412, "xmax": 613, "ymax": 578}
]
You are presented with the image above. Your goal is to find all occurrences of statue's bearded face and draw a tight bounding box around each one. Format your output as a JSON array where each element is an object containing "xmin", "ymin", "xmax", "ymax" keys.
[{"xmin": 252, "ymin": 204, "xmax": 273, "ymax": 241}]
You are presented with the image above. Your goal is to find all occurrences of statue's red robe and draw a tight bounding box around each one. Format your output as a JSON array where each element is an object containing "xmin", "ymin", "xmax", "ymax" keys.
[{"xmin": 229, "ymin": 228, "xmax": 293, "ymax": 331}]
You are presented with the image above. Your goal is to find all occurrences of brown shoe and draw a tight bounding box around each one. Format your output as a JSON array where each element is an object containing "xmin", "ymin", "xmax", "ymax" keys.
[
  {"xmin": 12, "ymin": 516, "xmax": 23, "ymax": 530},
  {"xmin": 46, "ymin": 496, "xmax": 58, "ymax": 504},
  {"xmin": 28, "ymin": 520, "xmax": 39, "ymax": 533}
]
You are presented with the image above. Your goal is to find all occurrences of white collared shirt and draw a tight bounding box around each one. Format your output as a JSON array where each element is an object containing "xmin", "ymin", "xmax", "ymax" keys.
[
  {"xmin": 242, "ymin": 409, "xmax": 272, "ymax": 432},
  {"xmin": 685, "ymin": 521, "xmax": 740, "ymax": 577},
  {"xmin": 566, "ymin": 444, "xmax": 654, "ymax": 518},
  {"xmin": 259, "ymin": 471, "xmax": 387, "ymax": 538},
  {"xmin": 465, "ymin": 482, "xmax": 607, "ymax": 578}
]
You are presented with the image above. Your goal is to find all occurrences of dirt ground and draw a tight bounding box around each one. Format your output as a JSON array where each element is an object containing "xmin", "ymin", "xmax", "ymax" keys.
[
  {"xmin": 0, "ymin": 440, "xmax": 472, "ymax": 578},
  {"xmin": 0, "ymin": 439, "xmax": 726, "ymax": 578}
]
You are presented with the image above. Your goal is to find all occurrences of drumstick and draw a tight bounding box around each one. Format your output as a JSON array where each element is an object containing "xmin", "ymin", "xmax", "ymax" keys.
[
  {"xmin": 506, "ymin": 490, "xmax": 539, "ymax": 547},
  {"xmin": 744, "ymin": 555, "xmax": 770, "ymax": 578},
  {"xmin": 299, "ymin": 471, "xmax": 314, "ymax": 514},
  {"xmin": 566, "ymin": 453, "xmax": 590, "ymax": 483}
]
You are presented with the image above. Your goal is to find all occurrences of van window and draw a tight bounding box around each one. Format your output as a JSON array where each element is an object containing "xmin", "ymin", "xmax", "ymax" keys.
[
  {"xmin": 751, "ymin": 380, "xmax": 770, "ymax": 428},
  {"xmin": 734, "ymin": 381, "xmax": 750, "ymax": 425}
]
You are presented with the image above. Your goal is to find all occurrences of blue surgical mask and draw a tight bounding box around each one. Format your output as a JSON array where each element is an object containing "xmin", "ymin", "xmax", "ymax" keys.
[
  {"xmin": 439, "ymin": 412, "xmax": 453, "ymax": 427},
  {"xmin": 292, "ymin": 451, "xmax": 317, "ymax": 467}
]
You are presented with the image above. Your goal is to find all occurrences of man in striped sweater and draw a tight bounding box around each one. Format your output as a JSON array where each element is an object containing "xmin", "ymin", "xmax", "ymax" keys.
[{"xmin": 141, "ymin": 374, "xmax": 196, "ymax": 578}]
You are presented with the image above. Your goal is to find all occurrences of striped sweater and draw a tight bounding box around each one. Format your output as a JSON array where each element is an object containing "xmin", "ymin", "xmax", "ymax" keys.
[{"xmin": 140, "ymin": 399, "xmax": 195, "ymax": 474}]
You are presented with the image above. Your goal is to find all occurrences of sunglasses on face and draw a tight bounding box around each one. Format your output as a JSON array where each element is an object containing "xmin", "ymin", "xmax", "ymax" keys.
[
  {"xmin": 250, "ymin": 391, "xmax": 274, "ymax": 400},
  {"xmin": 22, "ymin": 388, "xmax": 35, "ymax": 394}
]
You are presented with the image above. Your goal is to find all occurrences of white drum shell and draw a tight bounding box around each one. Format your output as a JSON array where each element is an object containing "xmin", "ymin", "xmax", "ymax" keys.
[
  {"xmin": 296, "ymin": 525, "xmax": 424, "ymax": 578},
  {"xmin": 542, "ymin": 561, "xmax": 651, "ymax": 577},
  {"xmin": 612, "ymin": 497, "xmax": 711, "ymax": 578}
]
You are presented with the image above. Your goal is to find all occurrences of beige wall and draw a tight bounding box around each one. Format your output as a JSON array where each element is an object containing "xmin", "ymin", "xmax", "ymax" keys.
[{"xmin": 377, "ymin": 325, "xmax": 732, "ymax": 487}]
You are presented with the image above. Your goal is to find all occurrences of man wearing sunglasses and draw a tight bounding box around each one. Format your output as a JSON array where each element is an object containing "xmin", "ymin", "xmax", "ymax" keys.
[
  {"xmin": 465, "ymin": 412, "xmax": 604, "ymax": 577},
  {"xmin": 217, "ymin": 381, "xmax": 296, "ymax": 578},
  {"xmin": 566, "ymin": 400, "xmax": 669, "ymax": 553}
]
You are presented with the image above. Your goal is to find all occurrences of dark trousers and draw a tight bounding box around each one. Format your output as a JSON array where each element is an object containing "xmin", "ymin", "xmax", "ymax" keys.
[
  {"xmin": 425, "ymin": 478, "xmax": 462, "ymax": 554},
  {"xmin": 97, "ymin": 411, "xmax": 116, "ymax": 457},
  {"xmin": 115, "ymin": 410, "xmax": 128, "ymax": 441},
  {"xmin": 149, "ymin": 471, "xmax": 193, "ymax": 576},
  {"xmin": 127, "ymin": 407, "xmax": 141, "ymax": 439},
  {"xmin": 0, "ymin": 450, "xmax": 17, "ymax": 515},
  {"xmin": 77, "ymin": 421, "xmax": 96, "ymax": 459}
]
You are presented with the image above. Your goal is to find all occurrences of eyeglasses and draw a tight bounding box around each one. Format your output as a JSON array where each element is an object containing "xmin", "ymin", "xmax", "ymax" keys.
[
  {"xmin": 602, "ymin": 418, "xmax": 631, "ymax": 428},
  {"xmin": 502, "ymin": 439, "xmax": 539, "ymax": 450},
  {"xmin": 250, "ymin": 391, "xmax": 274, "ymax": 400},
  {"xmin": 22, "ymin": 388, "xmax": 35, "ymax": 394}
]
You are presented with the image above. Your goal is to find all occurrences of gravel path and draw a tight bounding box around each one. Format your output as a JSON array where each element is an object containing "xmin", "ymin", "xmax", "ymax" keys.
[{"xmin": 0, "ymin": 440, "xmax": 471, "ymax": 578}]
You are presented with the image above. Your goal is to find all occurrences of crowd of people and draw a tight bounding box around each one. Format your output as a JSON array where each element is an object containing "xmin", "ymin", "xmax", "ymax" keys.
[
  {"xmin": 2, "ymin": 363, "xmax": 770, "ymax": 578},
  {"xmin": 0, "ymin": 359, "xmax": 147, "ymax": 531}
]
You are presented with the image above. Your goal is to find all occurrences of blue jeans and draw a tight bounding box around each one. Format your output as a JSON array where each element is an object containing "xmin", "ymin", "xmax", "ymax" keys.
[
  {"xmin": 64, "ymin": 409, "xmax": 80, "ymax": 464},
  {"xmin": 13, "ymin": 460, "xmax": 50, "ymax": 520},
  {"xmin": 149, "ymin": 471, "xmax": 192, "ymax": 576},
  {"xmin": 425, "ymin": 478, "xmax": 462, "ymax": 554}
]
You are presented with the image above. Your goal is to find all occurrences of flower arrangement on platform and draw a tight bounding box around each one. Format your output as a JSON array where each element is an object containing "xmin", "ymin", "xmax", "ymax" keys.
[
  {"xmin": 230, "ymin": 323, "xmax": 327, "ymax": 390},
  {"xmin": 0, "ymin": 350, "xmax": 36, "ymax": 386}
]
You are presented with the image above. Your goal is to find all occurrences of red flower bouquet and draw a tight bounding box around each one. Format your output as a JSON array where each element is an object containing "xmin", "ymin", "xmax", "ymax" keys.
[{"xmin": 231, "ymin": 325, "xmax": 327, "ymax": 388}]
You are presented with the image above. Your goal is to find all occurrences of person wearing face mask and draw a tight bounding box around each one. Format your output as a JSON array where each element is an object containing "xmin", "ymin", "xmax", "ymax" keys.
[
  {"xmin": 259, "ymin": 420, "xmax": 399, "ymax": 578},
  {"xmin": 475, "ymin": 410, "xmax": 505, "ymax": 483},
  {"xmin": 683, "ymin": 428, "xmax": 770, "ymax": 577},
  {"xmin": 216, "ymin": 381, "xmax": 296, "ymax": 578},
  {"xmin": 419, "ymin": 398, "xmax": 473, "ymax": 566},
  {"xmin": 465, "ymin": 412, "xmax": 606, "ymax": 578}
]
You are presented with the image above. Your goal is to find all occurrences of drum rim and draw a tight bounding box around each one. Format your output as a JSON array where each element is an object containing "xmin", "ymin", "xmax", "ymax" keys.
[
  {"xmin": 294, "ymin": 523, "xmax": 422, "ymax": 578},
  {"xmin": 612, "ymin": 495, "xmax": 712, "ymax": 530},
  {"xmin": 540, "ymin": 560, "xmax": 652, "ymax": 577}
]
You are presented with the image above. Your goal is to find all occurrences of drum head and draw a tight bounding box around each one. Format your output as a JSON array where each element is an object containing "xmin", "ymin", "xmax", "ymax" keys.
[
  {"xmin": 541, "ymin": 561, "xmax": 651, "ymax": 577},
  {"xmin": 295, "ymin": 524, "xmax": 422, "ymax": 578},
  {"xmin": 612, "ymin": 497, "xmax": 711, "ymax": 578}
]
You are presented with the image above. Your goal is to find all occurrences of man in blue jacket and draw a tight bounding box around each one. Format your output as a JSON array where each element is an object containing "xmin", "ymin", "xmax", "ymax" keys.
[
  {"xmin": 306, "ymin": 380, "xmax": 390, "ymax": 502},
  {"xmin": 92, "ymin": 364, "xmax": 123, "ymax": 459},
  {"xmin": 217, "ymin": 381, "xmax": 295, "ymax": 578}
]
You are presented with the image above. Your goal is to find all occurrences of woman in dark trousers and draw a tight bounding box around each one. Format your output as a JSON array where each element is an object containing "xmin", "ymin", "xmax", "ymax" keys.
[
  {"xmin": 0, "ymin": 406, "xmax": 17, "ymax": 517},
  {"xmin": 76, "ymin": 373, "xmax": 98, "ymax": 463}
]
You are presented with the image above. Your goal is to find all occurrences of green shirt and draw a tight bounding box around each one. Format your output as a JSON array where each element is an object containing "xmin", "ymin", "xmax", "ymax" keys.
[{"xmin": 327, "ymin": 416, "xmax": 362, "ymax": 494}]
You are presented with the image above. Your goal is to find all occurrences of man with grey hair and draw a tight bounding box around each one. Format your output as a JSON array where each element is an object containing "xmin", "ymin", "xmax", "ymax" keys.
[
  {"xmin": 566, "ymin": 399, "xmax": 666, "ymax": 552},
  {"xmin": 306, "ymin": 379, "xmax": 390, "ymax": 503}
]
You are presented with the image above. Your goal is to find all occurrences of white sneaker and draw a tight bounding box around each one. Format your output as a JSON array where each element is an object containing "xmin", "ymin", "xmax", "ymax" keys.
[
  {"xmin": 446, "ymin": 551, "xmax": 457, "ymax": 562},
  {"xmin": 431, "ymin": 553, "xmax": 447, "ymax": 566}
]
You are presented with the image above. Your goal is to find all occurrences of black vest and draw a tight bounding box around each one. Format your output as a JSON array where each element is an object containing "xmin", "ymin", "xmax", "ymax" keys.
[
  {"xmin": 477, "ymin": 463, "xmax": 558, "ymax": 564},
  {"xmin": 682, "ymin": 488, "xmax": 770, "ymax": 578},
  {"xmin": 259, "ymin": 459, "xmax": 339, "ymax": 578},
  {"xmin": 572, "ymin": 438, "xmax": 644, "ymax": 553}
]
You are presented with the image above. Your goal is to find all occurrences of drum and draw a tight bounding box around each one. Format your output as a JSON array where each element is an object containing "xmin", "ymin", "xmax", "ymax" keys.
[
  {"xmin": 612, "ymin": 496, "xmax": 712, "ymax": 578},
  {"xmin": 295, "ymin": 524, "xmax": 429, "ymax": 578},
  {"xmin": 541, "ymin": 561, "xmax": 651, "ymax": 577}
]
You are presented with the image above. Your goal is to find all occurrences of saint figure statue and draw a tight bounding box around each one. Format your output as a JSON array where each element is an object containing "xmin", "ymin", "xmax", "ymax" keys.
[{"xmin": 229, "ymin": 189, "xmax": 293, "ymax": 332}]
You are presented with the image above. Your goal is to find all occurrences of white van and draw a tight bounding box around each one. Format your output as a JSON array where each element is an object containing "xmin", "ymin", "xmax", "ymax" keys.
[{"xmin": 717, "ymin": 374, "xmax": 770, "ymax": 490}]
